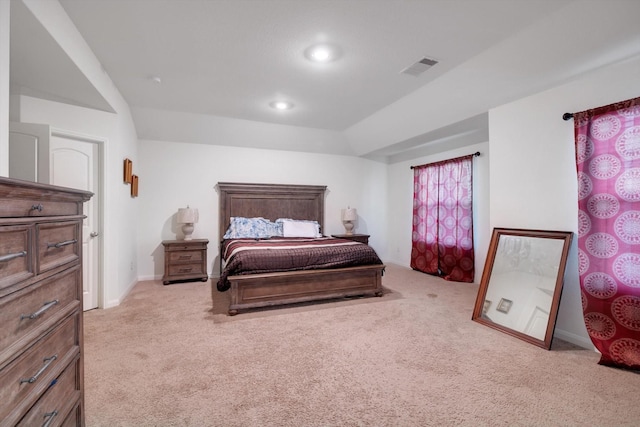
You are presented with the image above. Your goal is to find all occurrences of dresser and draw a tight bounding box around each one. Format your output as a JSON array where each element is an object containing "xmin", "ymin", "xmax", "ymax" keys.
[
  {"xmin": 331, "ymin": 234, "xmax": 370, "ymax": 245},
  {"xmin": 0, "ymin": 177, "xmax": 92, "ymax": 426},
  {"xmin": 162, "ymin": 239, "xmax": 209, "ymax": 285}
]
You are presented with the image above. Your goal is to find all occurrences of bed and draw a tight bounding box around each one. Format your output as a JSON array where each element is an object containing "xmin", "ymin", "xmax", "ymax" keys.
[{"xmin": 216, "ymin": 182, "xmax": 385, "ymax": 315}]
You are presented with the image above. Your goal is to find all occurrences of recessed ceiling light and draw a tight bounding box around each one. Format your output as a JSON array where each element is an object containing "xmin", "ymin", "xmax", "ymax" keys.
[
  {"xmin": 311, "ymin": 47, "xmax": 331, "ymax": 62},
  {"xmin": 304, "ymin": 43, "xmax": 340, "ymax": 63},
  {"xmin": 149, "ymin": 75, "xmax": 162, "ymax": 84},
  {"xmin": 269, "ymin": 101, "xmax": 294, "ymax": 110}
]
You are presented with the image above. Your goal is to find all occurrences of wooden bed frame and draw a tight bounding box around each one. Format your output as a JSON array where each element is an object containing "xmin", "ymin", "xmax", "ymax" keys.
[{"xmin": 217, "ymin": 182, "xmax": 385, "ymax": 315}]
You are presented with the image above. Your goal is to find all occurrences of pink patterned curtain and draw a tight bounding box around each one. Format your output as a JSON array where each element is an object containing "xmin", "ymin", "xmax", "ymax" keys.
[
  {"xmin": 410, "ymin": 155, "xmax": 474, "ymax": 282},
  {"xmin": 574, "ymin": 96, "xmax": 640, "ymax": 370}
]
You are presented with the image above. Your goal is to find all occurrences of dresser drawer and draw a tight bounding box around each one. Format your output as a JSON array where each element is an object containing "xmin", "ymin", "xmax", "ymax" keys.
[
  {"xmin": 168, "ymin": 250, "xmax": 203, "ymax": 263},
  {"xmin": 0, "ymin": 198, "xmax": 81, "ymax": 218},
  {"xmin": 0, "ymin": 267, "xmax": 81, "ymax": 367},
  {"xmin": 168, "ymin": 263, "xmax": 204, "ymax": 276},
  {"xmin": 0, "ymin": 225, "xmax": 34, "ymax": 293},
  {"xmin": 0, "ymin": 314, "xmax": 79, "ymax": 422},
  {"xmin": 60, "ymin": 401, "xmax": 82, "ymax": 427},
  {"xmin": 37, "ymin": 222, "xmax": 80, "ymax": 274},
  {"xmin": 0, "ymin": 177, "xmax": 89, "ymax": 427},
  {"xmin": 165, "ymin": 242, "xmax": 206, "ymax": 252},
  {"xmin": 162, "ymin": 239, "xmax": 208, "ymax": 285},
  {"xmin": 16, "ymin": 356, "xmax": 81, "ymax": 427}
]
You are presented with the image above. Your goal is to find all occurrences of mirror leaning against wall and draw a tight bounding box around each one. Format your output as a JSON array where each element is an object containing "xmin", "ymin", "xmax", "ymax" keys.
[{"xmin": 472, "ymin": 228, "xmax": 573, "ymax": 349}]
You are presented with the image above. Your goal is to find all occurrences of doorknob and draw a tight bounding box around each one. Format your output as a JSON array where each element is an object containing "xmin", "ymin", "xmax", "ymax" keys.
[{"xmin": 90, "ymin": 231, "xmax": 99, "ymax": 237}]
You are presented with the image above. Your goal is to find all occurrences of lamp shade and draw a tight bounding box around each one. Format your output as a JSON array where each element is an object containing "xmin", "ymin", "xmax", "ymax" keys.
[
  {"xmin": 177, "ymin": 207, "xmax": 199, "ymax": 224},
  {"xmin": 342, "ymin": 207, "xmax": 357, "ymax": 221}
]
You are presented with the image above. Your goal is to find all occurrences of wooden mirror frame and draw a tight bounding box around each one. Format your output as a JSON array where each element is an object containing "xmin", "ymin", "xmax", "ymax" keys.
[{"xmin": 472, "ymin": 228, "xmax": 573, "ymax": 349}]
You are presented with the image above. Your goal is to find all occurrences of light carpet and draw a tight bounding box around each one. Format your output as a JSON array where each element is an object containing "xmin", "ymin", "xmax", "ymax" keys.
[{"xmin": 83, "ymin": 263, "xmax": 640, "ymax": 426}]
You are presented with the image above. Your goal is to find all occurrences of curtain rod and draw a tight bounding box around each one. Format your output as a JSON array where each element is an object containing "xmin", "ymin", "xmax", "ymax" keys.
[
  {"xmin": 564, "ymin": 97, "xmax": 640, "ymax": 122},
  {"xmin": 410, "ymin": 151, "xmax": 480, "ymax": 169}
]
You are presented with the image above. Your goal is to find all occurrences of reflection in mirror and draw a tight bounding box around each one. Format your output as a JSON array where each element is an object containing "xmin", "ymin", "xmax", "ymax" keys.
[{"xmin": 472, "ymin": 228, "xmax": 573, "ymax": 349}]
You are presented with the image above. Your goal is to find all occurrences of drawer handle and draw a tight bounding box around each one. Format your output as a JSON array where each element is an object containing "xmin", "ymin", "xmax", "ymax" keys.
[
  {"xmin": 178, "ymin": 255, "xmax": 192, "ymax": 260},
  {"xmin": 21, "ymin": 300, "xmax": 59, "ymax": 320},
  {"xmin": 178, "ymin": 267, "xmax": 193, "ymax": 273},
  {"xmin": 31, "ymin": 203, "xmax": 44, "ymax": 212},
  {"xmin": 47, "ymin": 239, "xmax": 77, "ymax": 249},
  {"xmin": 42, "ymin": 411, "xmax": 58, "ymax": 427},
  {"xmin": 20, "ymin": 355, "xmax": 57, "ymax": 384},
  {"xmin": 0, "ymin": 250, "xmax": 27, "ymax": 262}
]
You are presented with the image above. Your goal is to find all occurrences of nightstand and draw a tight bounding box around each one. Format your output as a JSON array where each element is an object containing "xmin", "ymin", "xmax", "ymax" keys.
[
  {"xmin": 331, "ymin": 234, "xmax": 370, "ymax": 245},
  {"xmin": 162, "ymin": 239, "xmax": 209, "ymax": 284}
]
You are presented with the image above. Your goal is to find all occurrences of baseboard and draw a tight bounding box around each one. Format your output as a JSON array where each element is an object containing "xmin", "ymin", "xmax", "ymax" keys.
[
  {"xmin": 137, "ymin": 274, "xmax": 161, "ymax": 281},
  {"xmin": 554, "ymin": 328, "xmax": 596, "ymax": 350},
  {"xmin": 383, "ymin": 257, "xmax": 409, "ymax": 269},
  {"xmin": 137, "ymin": 274, "xmax": 212, "ymax": 282},
  {"xmin": 102, "ymin": 276, "xmax": 139, "ymax": 309}
]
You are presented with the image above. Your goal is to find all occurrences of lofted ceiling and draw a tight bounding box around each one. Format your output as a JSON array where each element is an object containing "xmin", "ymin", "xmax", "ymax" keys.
[
  {"xmin": 10, "ymin": 0, "xmax": 640, "ymax": 161},
  {"xmin": 9, "ymin": 0, "xmax": 114, "ymax": 113}
]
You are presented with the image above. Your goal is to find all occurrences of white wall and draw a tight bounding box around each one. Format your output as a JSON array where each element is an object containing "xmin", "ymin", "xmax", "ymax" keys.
[
  {"xmin": 136, "ymin": 139, "xmax": 388, "ymax": 280},
  {"xmin": 133, "ymin": 106, "xmax": 352, "ymax": 156},
  {"xmin": 489, "ymin": 54, "xmax": 640, "ymax": 349},
  {"xmin": 0, "ymin": 0, "xmax": 10, "ymax": 176},
  {"xmin": 14, "ymin": 0, "xmax": 140, "ymax": 309},
  {"xmin": 386, "ymin": 141, "xmax": 490, "ymax": 281},
  {"xmin": 15, "ymin": 95, "xmax": 139, "ymax": 308}
]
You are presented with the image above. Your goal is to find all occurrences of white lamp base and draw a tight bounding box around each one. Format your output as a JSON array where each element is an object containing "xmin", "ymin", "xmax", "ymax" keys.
[
  {"xmin": 343, "ymin": 221, "xmax": 354, "ymax": 235},
  {"xmin": 182, "ymin": 223, "xmax": 194, "ymax": 240}
]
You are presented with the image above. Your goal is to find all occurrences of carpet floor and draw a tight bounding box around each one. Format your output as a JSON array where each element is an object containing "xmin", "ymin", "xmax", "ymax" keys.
[{"xmin": 84, "ymin": 263, "xmax": 640, "ymax": 426}]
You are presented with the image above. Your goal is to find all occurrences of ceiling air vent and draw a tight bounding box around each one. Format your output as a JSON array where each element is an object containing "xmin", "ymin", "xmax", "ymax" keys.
[{"xmin": 400, "ymin": 57, "xmax": 438, "ymax": 77}]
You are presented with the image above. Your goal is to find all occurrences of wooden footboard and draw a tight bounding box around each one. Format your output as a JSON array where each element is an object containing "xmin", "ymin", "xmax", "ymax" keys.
[{"xmin": 227, "ymin": 265, "xmax": 385, "ymax": 315}]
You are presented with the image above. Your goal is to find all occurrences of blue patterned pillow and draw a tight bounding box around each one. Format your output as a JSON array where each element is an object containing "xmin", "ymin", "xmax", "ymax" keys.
[
  {"xmin": 266, "ymin": 220, "xmax": 283, "ymax": 237},
  {"xmin": 223, "ymin": 217, "xmax": 282, "ymax": 239}
]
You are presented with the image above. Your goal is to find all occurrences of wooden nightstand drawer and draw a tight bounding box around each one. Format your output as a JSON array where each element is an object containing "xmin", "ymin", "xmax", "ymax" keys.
[
  {"xmin": 37, "ymin": 222, "xmax": 80, "ymax": 274},
  {"xmin": 168, "ymin": 250, "xmax": 203, "ymax": 263},
  {"xmin": 168, "ymin": 263, "xmax": 204, "ymax": 276},
  {"xmin": 165, "ymin": 243, "xmax": 202, "ymax": 252},
  {"xmin": 162, "ymin": 239, "xmax": 209, "ymax": 285},
  {"xmin": 0, "ymin": 225, "xmax": 34, "ymax": 293}
]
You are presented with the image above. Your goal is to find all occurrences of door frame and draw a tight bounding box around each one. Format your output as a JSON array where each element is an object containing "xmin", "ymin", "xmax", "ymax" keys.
[{"xmin": 51, "ymin": 127, "xmax": 106, "ymax": 309}]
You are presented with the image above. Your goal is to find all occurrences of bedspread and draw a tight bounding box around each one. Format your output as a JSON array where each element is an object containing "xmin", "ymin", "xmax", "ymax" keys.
[{"xmin": 216, "ymin": 237, "xmax": 383, "ymax": 291}]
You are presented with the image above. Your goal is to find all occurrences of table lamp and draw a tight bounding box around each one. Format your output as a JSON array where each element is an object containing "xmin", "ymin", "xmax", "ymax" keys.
[
  {"xmin": 342, "ymin": 207, "xmax": 357, "ymax": 235},
  {"xmin": 177, "ymin": 206, "xmax": 199, "ymax": 240}
]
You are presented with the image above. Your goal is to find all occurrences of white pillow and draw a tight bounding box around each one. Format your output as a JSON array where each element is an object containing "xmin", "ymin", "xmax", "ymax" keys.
[{"xmin": 281, "ymin": 219, "xmax": 321, "ymax": 238}]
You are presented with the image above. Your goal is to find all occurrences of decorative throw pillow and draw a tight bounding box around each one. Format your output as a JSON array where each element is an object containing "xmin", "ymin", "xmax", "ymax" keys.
[
  {"xmin": 277, "ymin": 218, "xmax": 321, "ymax": 238},
  {"xmin": 223, "ymin": 217, "xmax": 279, "ymax": 239}
]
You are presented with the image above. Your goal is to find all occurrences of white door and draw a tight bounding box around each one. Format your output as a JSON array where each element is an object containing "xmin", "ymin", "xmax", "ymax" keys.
[
  {"xmin": 9, "ymin": 122, "xmax": 50, "ymax": 182},
  {"xmin": 523, "ymin": 307, "xmax": 550, "ymax": 341},
  {"xmin": 49, "ymin": 134, "xmax": 101, "ymax": 310},
  {"xmin": 517, "ymin": 287, "xmax": 552, "ymax": 341}
]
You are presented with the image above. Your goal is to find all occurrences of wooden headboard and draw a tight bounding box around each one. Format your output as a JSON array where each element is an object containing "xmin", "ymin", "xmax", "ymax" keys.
[{"xmin": 217, "ymin": 182, "xmax": 327, "ymax": 241}]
